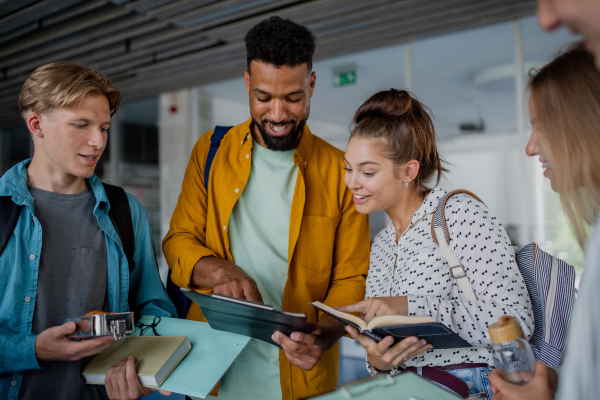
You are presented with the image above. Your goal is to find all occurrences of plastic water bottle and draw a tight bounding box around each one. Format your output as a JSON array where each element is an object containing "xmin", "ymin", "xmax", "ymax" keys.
[{"xmin": 488, "ymin": 315, "xmax": 536, "ymax": 385}]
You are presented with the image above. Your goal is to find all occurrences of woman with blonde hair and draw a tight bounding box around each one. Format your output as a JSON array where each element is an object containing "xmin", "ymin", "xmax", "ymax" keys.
[
  {"xmin": 489, "ymin": 43, "xmax": 600, "ymax": 400},
  {"xmin": 338, "ymin": 89, "xmax": 533, "ymax": 399}
]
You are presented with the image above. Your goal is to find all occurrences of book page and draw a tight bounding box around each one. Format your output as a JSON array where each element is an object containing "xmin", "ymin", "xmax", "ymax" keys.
[
  {"xmin": 366, "ymin": 314, "xmax": 435, "ymax": 330},
  {"xmin": 310, "ymin": 301, "xmax": 367, "ymax": 330}
]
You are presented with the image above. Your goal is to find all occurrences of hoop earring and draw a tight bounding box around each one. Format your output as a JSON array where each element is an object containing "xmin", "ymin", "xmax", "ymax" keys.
[{"xmin": 405, "ymin": 181, "xmax": 409, "ymax": 189}]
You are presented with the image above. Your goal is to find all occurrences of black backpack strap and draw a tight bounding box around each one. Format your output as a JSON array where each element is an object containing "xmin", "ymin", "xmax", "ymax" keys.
[
  {"xmin": 168, "ymin": 125, "xmax": 232, "ymax": 319},
  {"xmin": 102, "ymin": 183, "xmax": 137, "ymax": 313},
  {"xmin": 102, "ymin": 183, "xmax": 135, "ymax": 274},
  {"xmin": 204, "ymin": 125, "xmax": 233, "ymax": 186},
  {"xmin": 0, "ymin": 196, "xmax": 21, "ymax": 255}
]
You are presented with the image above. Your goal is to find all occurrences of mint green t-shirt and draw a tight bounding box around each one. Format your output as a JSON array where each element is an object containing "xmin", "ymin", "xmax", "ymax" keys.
[{"xmin": 208, "ymin": 142, "xmax": 298, "ymax": 400}]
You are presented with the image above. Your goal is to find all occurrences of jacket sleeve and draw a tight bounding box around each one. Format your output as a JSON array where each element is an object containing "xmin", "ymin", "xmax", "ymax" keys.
[
  {"xmin": 407, "ymin": 195, "xmax": 534, "ymax": 345},
  {"xmin": 322, "ymin": 181, "xmax": 370, "ymax": 308},
  {"xmin": 0, "ymin": 329, "xmax": 39, "ymax": 373},
  {"xmin": 162, "ymin": 132, "xmax": 218, "ymax": 289},
  {"xmin": 127, "ymin": 194, "xmax": 177, "ymax": 318}
]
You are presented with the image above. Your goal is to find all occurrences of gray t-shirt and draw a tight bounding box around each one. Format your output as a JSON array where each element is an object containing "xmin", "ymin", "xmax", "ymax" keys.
[{"xmin": 20, "ymin": 185, "xmax": 109, "ymax": 400}]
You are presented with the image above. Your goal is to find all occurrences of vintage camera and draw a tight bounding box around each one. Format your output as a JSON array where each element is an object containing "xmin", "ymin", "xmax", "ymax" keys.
[{"xmin": 65, "ymin": 312, "xmax": 134, "ymax": 339}]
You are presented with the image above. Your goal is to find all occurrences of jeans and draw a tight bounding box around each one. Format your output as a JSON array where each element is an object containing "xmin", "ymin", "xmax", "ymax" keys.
[{"xmin": 446, "ymin": 366, "xmax": 493, "ymax": 399}]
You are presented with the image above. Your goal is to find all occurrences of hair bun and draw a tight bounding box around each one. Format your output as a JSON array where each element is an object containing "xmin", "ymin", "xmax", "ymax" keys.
[{"xmin": 353, "ymin": 89, "xmax": 413, "ymax": 124}]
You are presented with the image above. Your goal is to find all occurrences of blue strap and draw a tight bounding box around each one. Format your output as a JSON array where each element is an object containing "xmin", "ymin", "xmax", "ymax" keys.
[
  {"xmin": 167, "ymin": 125, "xmax": 232, "ymax": 319},
  {"xmin": 205, "ymin": 125, "xmax": 233, "ymax": 186}
]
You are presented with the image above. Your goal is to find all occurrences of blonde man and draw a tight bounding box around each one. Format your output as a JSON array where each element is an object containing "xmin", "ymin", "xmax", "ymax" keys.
[{"xmin": 0, "ymin": 61, "xmax": 176, "ymax": 400}]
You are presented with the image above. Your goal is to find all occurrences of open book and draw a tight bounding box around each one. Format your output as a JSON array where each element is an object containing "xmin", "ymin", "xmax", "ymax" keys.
[
  {"xmin": 82, "ymin": 336, "xmax": 191, "ymax": 387},
  {"xmin": 311, "ymin": 301, "xmax": 472, "ymax": 349},
  {"xmin": 182, "ymin": 289, "xmax": 309, "ymax": 347}
]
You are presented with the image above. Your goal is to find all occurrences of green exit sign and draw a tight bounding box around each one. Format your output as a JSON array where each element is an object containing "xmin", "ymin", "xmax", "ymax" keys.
[{"xmin": 333, "ymin": 70, "xmax": 357, "ymax": 87}]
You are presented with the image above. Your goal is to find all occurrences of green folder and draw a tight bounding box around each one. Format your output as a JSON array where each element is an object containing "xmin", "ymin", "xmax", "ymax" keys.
[
  {"xmin": 307, "ymin": 372, "xmax": 462, "ymax": 400},
  {"xmin": 134, "ymin": 315, "xmax": 250, "ymax": 398}
]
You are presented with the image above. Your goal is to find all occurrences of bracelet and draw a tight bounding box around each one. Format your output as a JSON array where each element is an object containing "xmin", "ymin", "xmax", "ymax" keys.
[
  {"xmin": 367, "ymin": 361, "xmax": 401, "ymax": 376},
  {"xmin": 388, "ymin": 365, "xmax": 400, "ymax": 376}
]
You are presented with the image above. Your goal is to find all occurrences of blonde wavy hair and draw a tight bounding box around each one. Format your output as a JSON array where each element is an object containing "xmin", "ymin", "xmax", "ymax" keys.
[
  {"xmin": 18, "ymin": 61, "xmax": 121, "ymax": 119},
  {"xmin": 529, "ymin": 43, "xmax": 600, "ymax": 246}
]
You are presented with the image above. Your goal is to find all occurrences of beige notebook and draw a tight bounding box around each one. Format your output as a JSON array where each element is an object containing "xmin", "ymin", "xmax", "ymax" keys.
[{"xmin": 82, "ymin": 336, "xmax": 191, "ymax": 387}]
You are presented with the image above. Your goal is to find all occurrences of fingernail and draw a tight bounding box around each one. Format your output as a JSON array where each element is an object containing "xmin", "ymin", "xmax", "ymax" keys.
[
  {"xmin": 344, "ymin": 326, "xmax": 350, "ymax": 332},
  {"xmin": 409, "ymin": 337, "xmax": 419, "ymax": 344},
  {"xmin": 386, "ymin": 337, "xmax": 394, "ymax": 344},
  {"xmin": 291, "ymin": 332, "xmax": 299, "ymax": 341},
  {"xmin": 419, "ymin": 339, "xmax": 427, "ymax": 346},
  {"xmin": 272, "ymin": 332, "xmax": 279, "ymax": 342}
]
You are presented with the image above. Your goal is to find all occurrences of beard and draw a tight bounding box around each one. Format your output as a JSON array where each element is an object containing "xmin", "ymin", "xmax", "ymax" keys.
[{"xmin": 252, "ymin": 117, "xmax": 306, "ymax": 151}]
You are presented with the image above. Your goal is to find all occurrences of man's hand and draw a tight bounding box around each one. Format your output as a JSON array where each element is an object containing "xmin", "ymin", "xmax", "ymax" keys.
[
  {"xmin": 345, "ymin": 325, "xmax": 431, "ymax": 371},
  {"xmin": 212, "ymin": 266, "xmax": 262, "ymax": 303},
  {"xmin": 271, "ymin": 314, "xmax": 345, "ymax": 371},
  {"xmin": 336, "ymin": 296, "xmax": 408, "ymax": 322},
  {"xmin": 35, "ymin": 321, "xmax": 115, "ymax": 362},
  {"xmin": 488, "ymin": 361, "xmax": 557, "ymax": 400},
  {"xmin": 105, "ymin": 356, "xmax": 172, "ymax": 400},
  {"xmin": 191, "ymin": 257, "xmax": 262, "ymax": 302}
]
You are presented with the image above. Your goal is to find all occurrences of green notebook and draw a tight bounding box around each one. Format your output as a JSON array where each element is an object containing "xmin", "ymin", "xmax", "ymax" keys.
[
  {"xmin": 308, "ymin": 372, "xmax": 462, "ymax": 400},
  {"xmin": 132, "ymin": 315, "xmax": 250, "ymax": 398}
]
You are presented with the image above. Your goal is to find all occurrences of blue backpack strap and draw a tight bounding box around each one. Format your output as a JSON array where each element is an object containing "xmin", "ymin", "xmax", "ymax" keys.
[
  {"xmin": 0, "ymin": 196, "xmax": 21, "ymax": 255},
  {"xmin": 168, "ymin": 125, "xmax": 232, "ymax": 319},
  {"xmin": 205, "ymin": 126, "xmax": 233, "ymax": 186}
]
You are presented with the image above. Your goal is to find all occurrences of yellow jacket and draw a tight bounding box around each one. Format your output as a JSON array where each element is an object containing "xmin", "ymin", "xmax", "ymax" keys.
[{"xmin": 163, "ymin": 118, "xmax": 370, "ymax": 399}]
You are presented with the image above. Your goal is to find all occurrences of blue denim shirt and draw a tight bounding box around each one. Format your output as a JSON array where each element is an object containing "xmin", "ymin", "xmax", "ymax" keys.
[{"xmin": 0, "ymin": 160, "xmax": 177, "ymax": 399}]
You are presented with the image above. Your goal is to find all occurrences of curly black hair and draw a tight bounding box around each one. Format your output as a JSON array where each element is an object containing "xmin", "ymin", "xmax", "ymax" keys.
[{"xmin": 244, "ymin": 16, "xmax": 316, "ymax": 73}]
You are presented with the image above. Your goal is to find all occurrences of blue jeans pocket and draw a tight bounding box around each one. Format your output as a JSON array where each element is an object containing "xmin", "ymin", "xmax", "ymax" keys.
[{"xmin": 447, "ymin": 366, "xmax": 493, "ymax": 399}]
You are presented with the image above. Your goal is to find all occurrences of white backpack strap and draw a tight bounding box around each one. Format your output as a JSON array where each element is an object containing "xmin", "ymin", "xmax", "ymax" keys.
[
  {"xmin": 432, "ymin": 190, "xmax": 483, "ymax": 302},
  {"xmin": 434, "ymin": 226, "xmax": 477, "ymax": 301}
]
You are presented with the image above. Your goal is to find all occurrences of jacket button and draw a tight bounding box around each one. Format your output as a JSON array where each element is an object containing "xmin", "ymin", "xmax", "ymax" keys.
[
  {"xmin": 24, "ymin": 297, "xmax": 31, "ymax": 302},
  {"xmin": 29, "ymin": 255, "xmax": 35, "ymax": 260},
  {"xmin": 223, "ymin": 225, "xmax": 227, "ymax": 231},
  {"xmin": 234, "ymin": 188, "xmax": 240, "ymax": 193},
  {"xmin": 11, "ymin": 380, "xmax": 17, "ymax": 386},
  {"xmin": 245, "ymin": 154, "xmax": 249, "ymax": 159}
]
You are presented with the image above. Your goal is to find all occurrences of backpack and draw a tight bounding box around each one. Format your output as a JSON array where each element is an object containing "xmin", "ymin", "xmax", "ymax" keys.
[
  {"xmin": 165, "ymin": 125, "xmax": 233, "ymax": 319},
  {"xmin": 0, "ymin": 182, "xmax": 137, "ymax": 311},
  {"xmin": 431, "ymin": 189, "xmax": 577, "ymax": 366}
]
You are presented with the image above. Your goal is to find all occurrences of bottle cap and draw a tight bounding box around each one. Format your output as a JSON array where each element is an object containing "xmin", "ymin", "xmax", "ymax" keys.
[{"xmin": 488, "ymin": 315, "xmax": 525, "ymax": 344}]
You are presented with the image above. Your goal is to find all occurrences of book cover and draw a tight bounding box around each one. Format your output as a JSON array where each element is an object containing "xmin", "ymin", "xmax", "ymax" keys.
[
  {"xmin": 311, "ymin": 301, "xmax": 472, "ymax": 349},
  {"xmin": 82, "ymin": 336, "xmax": 191, "ymax": 387},
  {"xmin": 182, "ymin": 289, "xmax": 309, "ymax": 347}
]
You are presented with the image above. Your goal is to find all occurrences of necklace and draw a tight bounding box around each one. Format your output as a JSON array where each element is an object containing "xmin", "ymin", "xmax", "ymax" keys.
[{"xmin": 393, "ymin": 200, "xmax": 422, "ymax": 234}]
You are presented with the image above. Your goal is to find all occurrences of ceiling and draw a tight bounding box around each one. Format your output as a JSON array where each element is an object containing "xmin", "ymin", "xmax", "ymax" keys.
[{"xmin": 0, "ymin": 0, "xmax": 538, "ymax": 129}]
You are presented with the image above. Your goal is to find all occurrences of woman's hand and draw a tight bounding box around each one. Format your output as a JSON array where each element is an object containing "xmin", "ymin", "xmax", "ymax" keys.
[
  {"xmin": 345, "ymin": 325, "xmax": 432, "ymax": 371},
  {"xmin": 337, "ymin": 296, "xmax": 408, "ymax": 322},
  {"xmin": 488, "ymin": 361, "xmax": 557, "ymax": 400}
]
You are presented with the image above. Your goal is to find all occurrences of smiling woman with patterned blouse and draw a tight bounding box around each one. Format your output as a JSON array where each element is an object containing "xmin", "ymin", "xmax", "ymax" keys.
[{"xmin": 337, "ymin": 89, "xmax": 534, "ymax": 399}]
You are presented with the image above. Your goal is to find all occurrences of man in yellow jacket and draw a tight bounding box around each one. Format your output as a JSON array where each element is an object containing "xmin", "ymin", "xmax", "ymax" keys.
[{"xmin": 163, "ymin": 16, "xmax": 370, "ymax": 400}]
